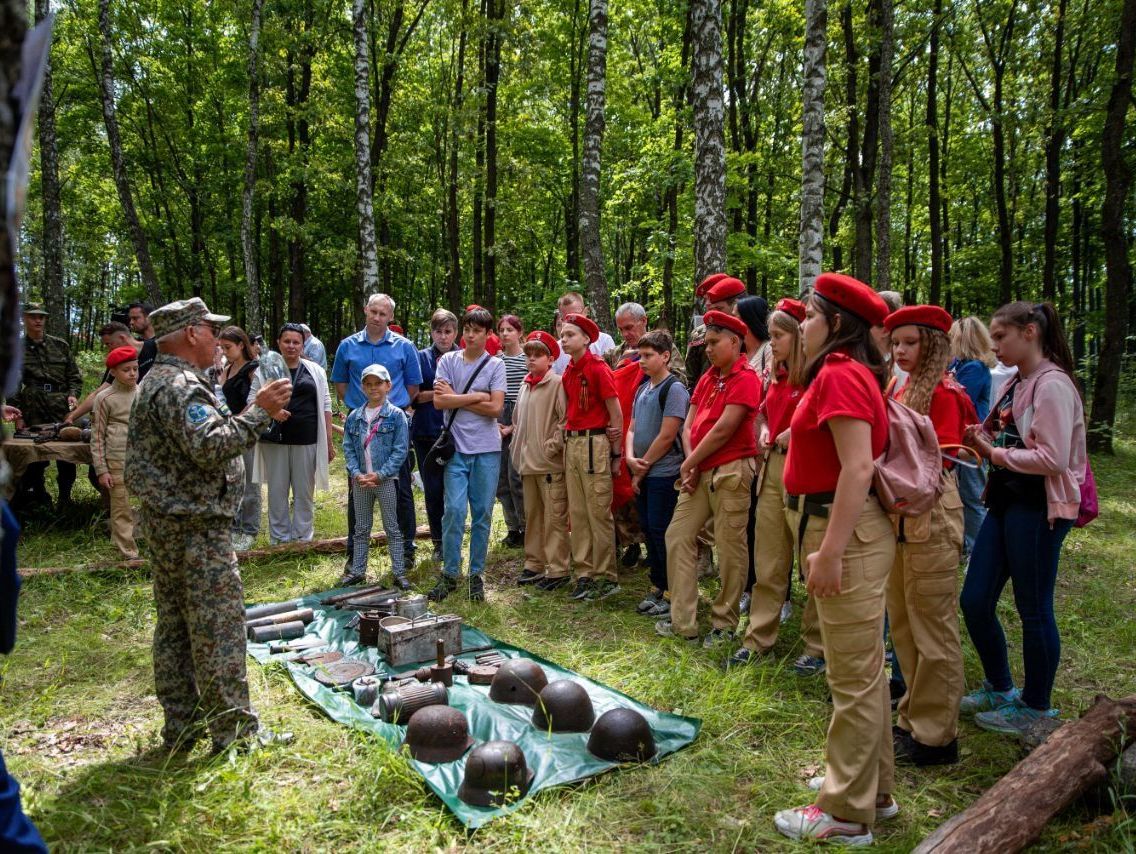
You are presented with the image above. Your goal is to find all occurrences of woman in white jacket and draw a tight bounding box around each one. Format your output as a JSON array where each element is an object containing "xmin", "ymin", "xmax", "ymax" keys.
[{"xmin": 251, "ymin": 323, "xmax": 334, "ymax": 543}]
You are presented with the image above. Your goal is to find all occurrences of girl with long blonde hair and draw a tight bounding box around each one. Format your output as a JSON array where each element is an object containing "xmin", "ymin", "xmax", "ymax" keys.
[{"xmin": 948, "ymin": 316, "xmax": 995, "ymax": 555}]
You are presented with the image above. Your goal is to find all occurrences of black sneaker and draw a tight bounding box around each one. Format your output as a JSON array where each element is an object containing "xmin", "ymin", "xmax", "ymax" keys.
[
  {"xmin": 725, "ymin": 647, "xmax": 765, "ymax": 669},
  {"xmin": 432, "ymin": 544, "xmax": 444, "ymax": 563},
  {"xmin": 468, "ymin": 575, "xmax": 485, "ymax": 602},
  {"xmin": 428, "ymin": 573, "xmax": 459, "ymax": 602},
  {"xmin": 584, "ymin": 579, "xmax": 621, "ymax": 601},
  {"xmin": 337, "ymin": 571, "xmax": 367, "ymax": 587},
  {"xmin": 890, "ymin": 679, "xmax": 907, "ymax": 710},
  {"xmin": 894, "ymin": 733, "xmax": 958, "ymax": 767},
  {"xmin": 620, "ymin": 543, "xmax": 642, "ymax": 568},
  {"xmin": 570, "ymin": 578, "xmax": 594, "ymax": 600},
  {"xmin": 536, "ymin": 575, "xmax": 570, "ymax": 591},
  {"xmin": 502, "ymin": 530, "xmax": 524, "ymax": 549},
  {"xmin": 637, "ymin": 588, "xmax": 665, "ymax": 614},
  {"xmin": 517, "ymin": 568, "xmax": 545, "ymax": 586}
]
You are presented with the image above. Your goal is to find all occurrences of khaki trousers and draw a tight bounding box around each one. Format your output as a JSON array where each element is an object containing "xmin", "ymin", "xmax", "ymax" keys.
[
  {"xmin": 522, "ymin": 472, "xmax": 570, "ymax": 578},
  {"xmin": 564, "ymin": 434, "xmax": 616, "ymax": 581},
  {"xmin": 665, "ymin": 457, "xmax": 755, "ymax": 636},
  {"xmin": 788, "ymin": 496, "xmax": 896, "ymax": 827},
  {"xmin": 888, "ymin": 475, "xmax": 965, "ymax": 746},
  {"xmin": 107, "ymin": 462, "xmax": 138, "ymax": 559},
  {"xmin": 742, "ymin": 452, "xmax": 821, "ymax": 655}
]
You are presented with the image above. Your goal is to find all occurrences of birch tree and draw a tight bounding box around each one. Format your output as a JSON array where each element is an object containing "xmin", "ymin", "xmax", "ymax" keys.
[
  {"xmin": 690, "ymin": 0, "xmax": 727, "ymax": 283},
  {"xmin": 798, "ymin": 0, "xmax": 828, "ymax": 292},
  {"xmin": 353, "ymin": 0, "xmax": 380, "ymax": 295},
  {"xmin": 579, "ymin": 0, "xmax": 613, "ymax": 332}
]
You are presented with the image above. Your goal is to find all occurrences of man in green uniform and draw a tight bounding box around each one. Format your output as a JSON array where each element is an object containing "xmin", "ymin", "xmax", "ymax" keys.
[
  {"xmin": 11, "ymin": 303, "xmax": 83, "ymax": 510},
  {"xmin": 126, "ymin": 297, "xmax": 292, "ymax": 754}
]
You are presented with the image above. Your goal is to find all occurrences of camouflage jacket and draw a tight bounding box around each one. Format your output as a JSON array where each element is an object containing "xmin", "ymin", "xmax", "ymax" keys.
[
  {"xmin": 606, "ymin": 341, "xmax": 689, "ymax": 386},
  {"xmin": 126, "ymin": 353, "xmax": 270, "ymax": 520},
  {"xmin": 13, "ymin": 334, "xmax": 82, "ymax": 424},
  {"xmin": 685, "ymin": 324, "xmax": 709, "ymax": 386}
]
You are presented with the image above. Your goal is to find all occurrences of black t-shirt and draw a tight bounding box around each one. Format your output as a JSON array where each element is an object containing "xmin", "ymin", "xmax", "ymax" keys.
[
  {"xmin": 985, "ymin": 380, "xmax": 1047, "ymax": 512},
  {"xmin": 137, "ymin": 338, "xmax": 158, "ymax": 381},
  {"xmin": 222, "ymin": 360, "xmax": 259, "ymax": 416},
  {"xmin": 265, "ymin": 362, "xmax": 318, "ymax": 445}
]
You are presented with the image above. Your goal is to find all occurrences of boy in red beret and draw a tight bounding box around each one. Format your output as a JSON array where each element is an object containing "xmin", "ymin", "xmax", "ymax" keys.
[
  {"xmin": 92, "ymin": 346, "xmax": 142, "ymax": 562},
  {"xmin": 511, "ymin": 331, "xmax": 570, "ymax": 588},
  {"xmin": 658, "ymin": 310, "xmax": 759, "ymax": 645},
  {"xmin": 560, "ymin": 313, "xmax": 623, "ymax": 600}
]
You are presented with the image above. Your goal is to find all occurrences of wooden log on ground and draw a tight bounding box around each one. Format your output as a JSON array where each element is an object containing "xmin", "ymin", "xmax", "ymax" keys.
[
  {"xmin": 21, "ymin": 525, "xmax": 436, "ymax": 577},
  {"xmin": 915, "ymin": 694, "xmax": 1136, "ymax": 854}
]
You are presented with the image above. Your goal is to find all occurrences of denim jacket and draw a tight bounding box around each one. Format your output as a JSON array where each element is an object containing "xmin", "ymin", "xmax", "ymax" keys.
[{"xmin": 343, "ymin": 400, "xmax": 409, "ymax": 480}]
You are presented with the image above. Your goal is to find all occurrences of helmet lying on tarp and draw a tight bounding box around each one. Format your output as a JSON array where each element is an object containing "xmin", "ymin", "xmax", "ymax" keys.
[
  {"xmin": 531, "ymin": 680, "xmax": 595, "ymax": 732},
  {"xmin": 402, "ymin": 705, "xmax": 474, "ymax": 763},
  {"xmin": 587, "ymin": 708, "xmax": 657, "ymax": 762},
  {"xmin": 488, "ymin": 659, "xmax": 548, "ymax": 706},
  {"xmin": 458, "ymin": 740, "xmax": 535, "ymax": 806}
]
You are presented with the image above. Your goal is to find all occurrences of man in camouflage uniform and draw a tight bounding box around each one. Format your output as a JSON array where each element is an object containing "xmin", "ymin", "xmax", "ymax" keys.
[
  {"xmin": 126, "ymin": 297, "xmax": 292, "ymax": 754},
  {"xmin": 11, "ymin": 303, "xmax": 83, "ymax": 509}
]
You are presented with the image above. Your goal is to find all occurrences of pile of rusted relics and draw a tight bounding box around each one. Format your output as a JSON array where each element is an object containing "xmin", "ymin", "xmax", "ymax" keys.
[{"xmin": 246, "ymin": 586, "xmax": 659, "ymax": 807}]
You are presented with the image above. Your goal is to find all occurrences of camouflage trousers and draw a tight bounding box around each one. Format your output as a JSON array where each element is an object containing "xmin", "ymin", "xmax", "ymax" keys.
[{"xmin": 141, "ymin": 513, "xmax": 257, "ymax": 751}]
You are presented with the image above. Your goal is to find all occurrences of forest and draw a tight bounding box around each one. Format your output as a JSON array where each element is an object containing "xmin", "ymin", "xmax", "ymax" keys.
[{"xmin": 12, "ymin": 0, "xmax": 1136, "ymax": 445}]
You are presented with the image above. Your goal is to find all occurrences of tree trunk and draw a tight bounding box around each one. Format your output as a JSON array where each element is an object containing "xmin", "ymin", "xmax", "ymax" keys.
[
  {"xmin": 285, "ymin": 6, "xmax": 313, "ymax": 323},
  {"xmin": 1088, "ymin": 0, "xmax": 1135, "ymax": 454},
  {"xmin": 353, "ymin": 0, "xmax": 380, "ymax": 296},
  {"xmin": 828, "ymin": 1, "xmax": 856, "ymax": 273},
  {"xmin": 1042, "ymin": 0, "xmax": 1069, "ymax": 301},
  {"xmin": 872, "ymin": 0, "xmax": 894, "ymax": 290},
  {"xmin": 798, "ymin": 0, "xmax": 828, "ymax": 292},
  {"xmin": 35, "ymin": 0, "xmax": 65, "ymax": 337},
  {"xmin": 853, "ymin": 0, "xmax": 883, "ymax": 280},
  {"xmin": 472, "ymin": 0, "xmax": 485, "ymax": 305},
  {"xmin": 661, "ymin": 0, "xmax": 694, "ymax": 330},
  {"xmin": 241, "ymin": 0, "xmax": 264, "ymax": 337},
  {"xmin": 96, "ymin": 0, "xmax": 162, "ymax": 305},
  {"xmin": 483, "ymin": 0, "xmax": 504, "ymax": 313},
  {"xmin": 579, "ymin": 0, "xmax": 613, "ymax": 332},
  {"xmin": 926, "ymin": 0, "xmax": 943, "ymax": 304},
  {"xmin": 447, "ymin": 2, "xmax": 468, "ymax": 316},
  {"xmin": 690, "ymin": 0, "xmax": 727, "ymax": 282}
]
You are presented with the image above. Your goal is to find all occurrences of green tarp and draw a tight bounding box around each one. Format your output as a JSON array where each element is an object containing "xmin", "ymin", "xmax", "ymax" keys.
[{"xmin": 247, "ymin": 588, "xmax": 701, "ymax": 828}]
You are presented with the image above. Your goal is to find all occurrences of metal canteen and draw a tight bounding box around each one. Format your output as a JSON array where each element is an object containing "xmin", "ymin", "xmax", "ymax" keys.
[{"xmin": 374, "ymin": 682, "xmax": 449, "ymax": 724}]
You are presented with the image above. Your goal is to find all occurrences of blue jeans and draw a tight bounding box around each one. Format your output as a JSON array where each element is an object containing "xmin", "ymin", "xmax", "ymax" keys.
[
  {"xmin": 960, "ymin": 502, "xmax": 1073, "ymax": 710},
  {"xmin": 957, "ymin": 463, "xmax": 987, "ymax": 556},
  {"xmin": 442, "ymin": 450, "xmax": 501, "ymax": 578},
  {"xmin": 635, "ymin": 475, "xmax": 679, "ymax": 592}
]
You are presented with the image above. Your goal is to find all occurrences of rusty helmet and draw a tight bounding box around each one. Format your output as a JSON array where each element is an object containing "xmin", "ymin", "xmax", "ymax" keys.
[
  {"xmin": 488, "ymin": 659, "xmax": 548, "ymax": 706},
  {"xmin": 457, "ymin": 740, "xmax": 535, "ymax": 807},
  {"xmin": 402, "ymin": 705, "xmax": 474, "ymax": 763},
  {"xmin": 531, "ymin": 680, "xmax": 595, "ymax": 732},
  {"xmin": 586, "ymin": 708, "xmax": 657, "ymax": 762}
]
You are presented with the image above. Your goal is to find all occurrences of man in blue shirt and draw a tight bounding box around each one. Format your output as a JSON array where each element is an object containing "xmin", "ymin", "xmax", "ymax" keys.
[
  {"xmin": 332, "ymin": 294, "xmax": 422, "ymax": 580},
  {"xmin": 300, "ymin": 323, "xmax": 327, "ymax": 371}
]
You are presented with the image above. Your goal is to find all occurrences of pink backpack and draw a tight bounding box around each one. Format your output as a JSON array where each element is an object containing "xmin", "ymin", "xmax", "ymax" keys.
[
  {"xmin": 1075, "ymin": 459, "xmax": 1098, "ymax": 528},
  {"xmin": 873, "ymin": 381, "xmax": 944, "ymax": 517}
]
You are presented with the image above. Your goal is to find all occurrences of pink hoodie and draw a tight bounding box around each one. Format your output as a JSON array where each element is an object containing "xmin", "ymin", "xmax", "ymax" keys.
[{"xmin": 984, "ymin": 358, "xmax": 1086, "ymax": 523}]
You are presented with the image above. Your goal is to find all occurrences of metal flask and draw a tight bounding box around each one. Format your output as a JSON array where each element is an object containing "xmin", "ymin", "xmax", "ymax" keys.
[
  {"xmin": 257, "ymin": 349, "xmax": 289, "ymax": 383},
  {"xmin": 374, "ymin": 682, "xmax": 449, "ymax": 724}
]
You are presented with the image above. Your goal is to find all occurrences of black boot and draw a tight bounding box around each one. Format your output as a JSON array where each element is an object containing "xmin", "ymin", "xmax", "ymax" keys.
[
  {"xmin": 468, "ymin": 574, "xmax": 485, "ymax": 602},
  {"xmin": 428, "ymin": 573, "xmax": 458, "ymax": 602}
]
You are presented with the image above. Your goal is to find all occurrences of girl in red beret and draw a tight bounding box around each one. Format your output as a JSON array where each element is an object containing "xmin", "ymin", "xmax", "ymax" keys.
[
  {"xmin": 884, "ymin": 305, "xmax": 977, "ymax": 767},
  {"xmin": 773, "ymin": 275, "xmax": 897, "ymax": 846}
]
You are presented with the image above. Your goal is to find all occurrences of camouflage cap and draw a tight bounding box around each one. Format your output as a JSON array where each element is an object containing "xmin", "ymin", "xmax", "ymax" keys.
[
  {"xmin": 23, "ymin": 302, "xmax": 49, "ymax": 316},
  {"xmin": 150, "ymin": 297, "xmax": 230, "ymax": 339}
]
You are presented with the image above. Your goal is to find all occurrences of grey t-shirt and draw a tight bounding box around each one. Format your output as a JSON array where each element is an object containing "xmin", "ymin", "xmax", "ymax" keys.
[
  {"xmin": 435, "ymin": 351, "xmax": 506, "ymax": 455},
  {"xmin": 631, "ymin": 375, "xmax": 690, "ymax": 478}
]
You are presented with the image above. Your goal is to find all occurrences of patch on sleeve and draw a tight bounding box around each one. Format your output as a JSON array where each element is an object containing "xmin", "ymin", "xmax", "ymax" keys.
[{"xmin": 186, "ymin": 403, "xmax": 215, "ymax": 429}]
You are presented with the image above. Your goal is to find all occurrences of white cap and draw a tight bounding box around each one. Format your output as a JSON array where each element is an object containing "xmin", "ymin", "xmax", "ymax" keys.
[{"xmin": 361, "ymin": 364, "xmax": 391, "ymax": 382}]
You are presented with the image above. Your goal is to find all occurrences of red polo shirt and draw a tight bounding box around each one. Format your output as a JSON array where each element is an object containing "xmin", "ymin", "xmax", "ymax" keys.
[
  {"xmin": 761, "ymin": 369, "xmax": 805, "ymax": 441},
  {"xmin": 689, "ymin": 355, "xmax": 760, "ymax": 471},
  {"xmin": 563, "ymin": 350, "xmax": 617, "ymax": 430},
  {"xmin": 895, "ymin": 376, "xmax": 977, "ymax": 468},
  {"xmin": 784, "ymin": 352, "xmax": 888, "ymax": 495}
]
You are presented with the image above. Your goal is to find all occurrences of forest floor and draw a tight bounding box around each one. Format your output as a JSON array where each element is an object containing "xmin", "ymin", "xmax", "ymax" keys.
[{"xmin": 3, "ymin": 441, "xmax": 1136, "ymax": 852}]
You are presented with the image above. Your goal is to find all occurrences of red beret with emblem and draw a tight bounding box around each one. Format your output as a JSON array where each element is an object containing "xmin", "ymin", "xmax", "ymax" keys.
[
  {"xmin": 702, "ymin": 310, "xmax": 748, "ymax": 339},
  {"xmin": 525, "ymin": 330, "xmax": 561, "ymax": 361},
  {"xmin": 774, "ymin": 298, "xmax": 806, "ymax": 323},
  {"xmin": 561, "ymin": 313, "xmax": 600, "ymax": 344},
  {"xmin": 106, "ymin": 346, "xmax": 139, "ymax": 369},
  {"xmin": 813, "ymin": 273, "xmax": 889, "ymax": 326},
  {"xmin": 695, "ymin": 272, "xmax": 729, "ymax": 298},
  {"xmin": 883, "ymin": 304, "xmax": 953, "ymax": 334},
  {"xmin": 705, "ymin": 276, "xmax": 747, "ymax": 303}
]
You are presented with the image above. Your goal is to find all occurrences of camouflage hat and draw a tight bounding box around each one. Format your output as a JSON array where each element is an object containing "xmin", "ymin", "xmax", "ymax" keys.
[
  {"xmin": 150, "ymin": 297, "xmax": 230, "ymax": 339},
  {"xmin": 23, "ymin": 302, "xmax": 49, "ymax": 316}
]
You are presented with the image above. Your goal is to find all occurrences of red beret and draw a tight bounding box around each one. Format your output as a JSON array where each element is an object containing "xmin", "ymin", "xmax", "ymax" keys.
[
  {"xmin": 814, "ymin": 273, "xmax": 889, "ymax": 326},
  {"xmin": 561, "ymin": 313, "xmax": 599, "ymax": 344},
  {"xmin": 106, "ymin": 346, "xmax": 139, "ymax": 369},
  {"xmin": 774, "ymin": 298, "xmax": 806, "ymax": 323},
  {"xmin": 525, "ymin": 330, "xmax": 561, "ymax": 361},
  {"xmin": 695, "ymin": 272, "xmax": 729, "ymax": 298},
  {"xmin": 702, "ymin": 310, "xmax": 748, "ymax": 339},
  {"xmin": 884, "ymin": 304, "xmax": 953, "ymax": 334},
  {"xmin": 705, "ymin": 276, "xmax": 747, "ymax": 303},
  {"xmin": 389, "ymin": 323, "xmax": 404, "ymax": 335},
  {"xmin": 465, "ymin": 304, "xmax": 484, "ymax": 311}
]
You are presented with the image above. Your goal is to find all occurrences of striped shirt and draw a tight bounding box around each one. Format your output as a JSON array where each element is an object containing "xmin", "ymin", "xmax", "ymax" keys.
[{"xmin": 500, "ymin": 352, "xmax": 528, "ymax": 402}]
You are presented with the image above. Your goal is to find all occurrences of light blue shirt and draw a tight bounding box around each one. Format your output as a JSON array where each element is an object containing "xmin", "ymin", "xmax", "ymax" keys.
[
  {"xmin": 331, "ymin": 328, "xmax": 423, "ymax": 410},
  {"xmin": 303, "ymin": 335, "xmax": 327, "ymax": 370}
]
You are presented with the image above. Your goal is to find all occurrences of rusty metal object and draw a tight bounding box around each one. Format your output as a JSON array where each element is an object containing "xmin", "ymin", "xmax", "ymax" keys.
[
  {"xmin": 402, "ymin": 706, "xmax": 474, "ymax": 764},
  {"xmin": 320, "ymin": 585, "xmax": 395, "ymax": 607},
  {"xmin": 268, "ymin": 636, "xmax": 325, "ymax": 654},
  {"xmin": 587, "ymin": 708, "xmax": 657, "ymax": 762},
  {"xmin": 465, "ymin": 665, "xmax": 499, "ymax": 685},
  {"xmin": 430, "ymin": 639, "xmax": 454, "ymax": 686},
  {"xmin": 248, "ymin": 620, "xmax": 306, "ymax": 643},
  {"xmin": 310, "ymin": 658, "xmax": 375, "ymax": 688},
  {"xmin": 245, "ymin": 600, "xmax": 303, "ymax": 621},
  {"xmin": 352, "ymin": 676, "xmax": 382, "ymax": 706},
  {"xmin": 475, "ymin": 651, "xmax": 506, "ymax": 667},
  {"xmin": 395, "ymin": 594, "xmax": 428, "ymax": 618},
  {"xmin": 296, "ymin": 650, "xmax": 343, "ymax": 667},
  {"xmin": 488, "ymin": 659, "xmax": 548, "ymax": 706},
  {"xmin": 531, "ymin": 681, "xmax": 596, "ymax": 733},
  {"xmin": 458, "ymin": 741, "xmax": 535, "ymax": 807},
  {"xmin": 339, "ymin": 592, "xmax": 400, "ymax": 611},
  {"xmin": 245, "ymin": 607, "xmax": 315, "ymax": 629},
  {"xmin": 357, "ymin": 610, "xmax": 386, "ymax": 646},
  {"xmin": 374, "ymin": 682, "xmax": 449, "ymax": 724},
  {"xmin": 378, "ymin": 614, "xmax": 462, "ymax": 667}
]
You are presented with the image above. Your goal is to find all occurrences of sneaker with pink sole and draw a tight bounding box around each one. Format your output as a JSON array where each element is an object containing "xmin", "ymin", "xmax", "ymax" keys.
[
  {"xmin": 807, "ymin": 776, "xmax": 901, "ymax": 821},
  {"xmin": 773, "ymin": 804, "xmax": 873, "ymax": 846}
]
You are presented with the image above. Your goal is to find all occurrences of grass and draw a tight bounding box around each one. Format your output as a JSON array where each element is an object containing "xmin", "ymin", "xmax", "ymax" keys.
[{"xmin": 3, "ymin": 440, "xmax": 1136, "ymax": 852}]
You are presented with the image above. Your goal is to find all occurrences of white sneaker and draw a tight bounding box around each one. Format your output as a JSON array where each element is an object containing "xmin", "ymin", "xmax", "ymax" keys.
[
  {"xmin": 807, "ymin": 776, "xmax": 900, "ymax": 822},
  {"xmin": 774, "ymin": 804, "xmax": 872, "ymax": 846},
  {"xmin": 780, "ymin": 601, "xmax": 793, "ymax": 623}
]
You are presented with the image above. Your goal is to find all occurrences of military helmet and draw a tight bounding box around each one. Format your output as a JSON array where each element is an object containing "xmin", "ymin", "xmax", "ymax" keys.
[
  {"xmin": 488, "ymin": 659, "xmax": 548, "ymax": 706},
  {"xmin": 457, "ymin": 740, "xmax": 535, "ymax": 807},
  {"xmin": 402, "ymin": 705, "xmax": 474, "ymax": 763},
  {"xmin": 587, "ymin": 708, "xmax": 657, "ymax": 762},
  {"xmin": 531, "ymin": 680, "xmax": 595, "ymax": 732}
]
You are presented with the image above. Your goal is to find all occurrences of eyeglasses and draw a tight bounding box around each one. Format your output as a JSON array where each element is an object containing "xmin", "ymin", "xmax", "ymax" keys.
[{"xmin": 194, "ymin": 321, "xmax": 221, "ymax": 336}]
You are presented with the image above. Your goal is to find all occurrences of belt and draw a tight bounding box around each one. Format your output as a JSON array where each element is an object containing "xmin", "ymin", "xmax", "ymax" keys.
[
  {"xmin": 785, "ymin": 491, "xmax": 835, "ymax": 518},
  {"xmin": 565, "ymin": 428, "xmax": 607, "ymax": 437},
  {"xmin": 27, "ymin": 383, "xmax": 56, "ymax": 392}
]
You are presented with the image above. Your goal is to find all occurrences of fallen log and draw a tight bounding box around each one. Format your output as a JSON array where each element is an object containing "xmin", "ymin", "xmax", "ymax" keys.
[
  {"xmin": 915, "ymin": 694, "xmax": 1136, "ymax": 854},
  {"xmin": 21, "ymin": 525, "xmax": 436, "ymax": 577}
]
